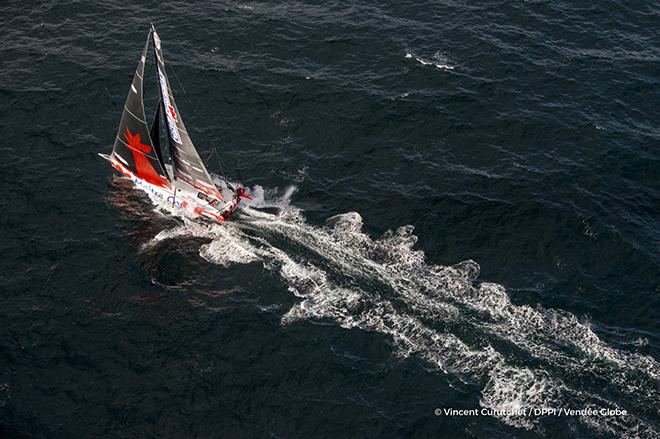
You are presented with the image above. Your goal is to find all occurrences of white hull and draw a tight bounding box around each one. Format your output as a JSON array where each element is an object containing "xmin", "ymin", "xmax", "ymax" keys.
[{"xmin": 101, "ymin": 153, "xmax": 243, "ymax": 223}]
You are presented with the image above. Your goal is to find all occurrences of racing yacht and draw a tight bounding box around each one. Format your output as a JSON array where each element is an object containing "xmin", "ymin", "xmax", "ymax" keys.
[{"xmin": 100, "ymin": 24, "xmax": 251, "ymax": 222}]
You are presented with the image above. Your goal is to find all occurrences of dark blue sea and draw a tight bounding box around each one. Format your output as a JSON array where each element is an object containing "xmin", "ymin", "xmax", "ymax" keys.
[{"xmin": 1, "ymin": 1, "xmax": 658, "ymax": 437}]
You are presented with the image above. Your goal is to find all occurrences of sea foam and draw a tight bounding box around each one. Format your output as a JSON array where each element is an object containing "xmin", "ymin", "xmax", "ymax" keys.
[{"xmin": 149, "ymin": 185, "xmax": 659, "ymax": 438}]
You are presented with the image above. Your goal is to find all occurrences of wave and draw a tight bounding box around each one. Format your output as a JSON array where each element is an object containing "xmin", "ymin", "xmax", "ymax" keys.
[
  {"xmin": 405, "ymin": 51, "xmax": 455, "ymax": 71},
  {"xmin": 150, "ymin": 185, "xmax": 659, "ymax": 437}
]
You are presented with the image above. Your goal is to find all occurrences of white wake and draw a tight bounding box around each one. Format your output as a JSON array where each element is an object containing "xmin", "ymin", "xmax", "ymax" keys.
[{"xmin": 149, "ymin": 185, "xmax": 659, "ymax": 437}]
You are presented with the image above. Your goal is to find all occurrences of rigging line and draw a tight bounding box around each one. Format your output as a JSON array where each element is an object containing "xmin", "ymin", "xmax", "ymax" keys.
[
  {"xmin": 203, "ymin": 149, "xmax": 215, "ymax": 165},
  {"xmin": 211, "ymin": 142, "xmax": 225, "ymax": 175},
  {"xmin": 212, "ymin": 140, "xmax": 235, "ymax": 192},
  {"xmin": 169, "ymin": 60, "xmax": 235, "ymax": 190},
  {"xmin": 171, "ymin": 62, "xmax": 220, "ymax": 180},
  {"xmin": 170, "ymin": 63, "xmax": 189, "ymax": 100}
]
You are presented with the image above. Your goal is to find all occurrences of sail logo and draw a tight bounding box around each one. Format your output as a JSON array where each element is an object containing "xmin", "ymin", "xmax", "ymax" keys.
[
  {"xmin": 124, "ymin": 128, "xmax": 151, "ymax": 153},
  {"xmin": 157, "ymin": 68, "xmax": 182, "ymax": 144}
]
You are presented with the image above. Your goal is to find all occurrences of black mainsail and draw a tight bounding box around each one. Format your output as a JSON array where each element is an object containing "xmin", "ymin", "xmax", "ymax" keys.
[
  {"xmin": 111, "ymin": 29, "xmax": 170, "ymax": 188},
  {"xmin": 151, "ymin": 26, "xmax": 223, "ymax": 200}
]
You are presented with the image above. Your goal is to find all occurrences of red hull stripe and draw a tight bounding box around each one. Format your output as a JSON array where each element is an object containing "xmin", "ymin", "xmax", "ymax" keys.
[{"xmin": 193, "ymin": 206, "xmax": 225, "ymax": 221}]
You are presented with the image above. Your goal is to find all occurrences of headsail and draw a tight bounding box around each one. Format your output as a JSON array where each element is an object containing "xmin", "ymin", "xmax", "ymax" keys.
[
  {"xmin": 151, "ymin": 25, "xmax": 223, "ymax": 200},
  {"xmin": 111, "ymin": 29, "xmax": 170, "ymax": 188},
  {"xmin": 150, "ymin": 101, "xmax": 168, "ymax": 174}
]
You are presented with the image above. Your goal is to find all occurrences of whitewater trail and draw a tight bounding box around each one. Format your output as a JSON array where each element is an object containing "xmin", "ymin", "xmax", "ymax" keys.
[{"xmin": 149, "ymin": 185, "xmax": 659, "ymax": 437}]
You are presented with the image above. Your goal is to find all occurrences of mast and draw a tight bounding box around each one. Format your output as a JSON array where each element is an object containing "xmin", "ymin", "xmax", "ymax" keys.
[
  {"xmin": 111, "ymin": 28, "xmax": 170, "ymax": 187},
  {"xmin": 150, "ymin": 24, "xmax": 223, "ymax": 200}
]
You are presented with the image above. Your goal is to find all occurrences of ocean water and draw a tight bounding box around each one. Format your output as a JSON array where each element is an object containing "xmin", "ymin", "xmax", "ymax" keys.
[{"xmin": 1, "ymin": 1, "xmax": 658, "ymax": 437}]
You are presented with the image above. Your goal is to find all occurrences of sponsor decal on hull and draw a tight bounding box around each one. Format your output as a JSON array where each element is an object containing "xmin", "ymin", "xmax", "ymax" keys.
[
  {"xmin": 109, "ymin": 157, "xmax": 235, "ymax": 223},
  {"xmin": 132, "ymin": 176, "xmax": 187, "ymax": 208}
]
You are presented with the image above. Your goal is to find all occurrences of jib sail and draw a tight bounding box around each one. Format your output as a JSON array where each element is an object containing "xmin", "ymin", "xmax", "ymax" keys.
[
  {"xmin": 151, "ymin": 26, "xmax": 223, "ymax": 200},
  {"xmin": 111, "ymin": 29, "xmax": 170, "ymax": 188},
  {"xmin": 150, "ymin": 100, "xmax": 168, "ymax": 173}
]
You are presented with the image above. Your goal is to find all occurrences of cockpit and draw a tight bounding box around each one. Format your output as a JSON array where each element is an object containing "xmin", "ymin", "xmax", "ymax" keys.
[{"xmin": 197, "ymin": 191, "xmax": 219, "ymax": 206}]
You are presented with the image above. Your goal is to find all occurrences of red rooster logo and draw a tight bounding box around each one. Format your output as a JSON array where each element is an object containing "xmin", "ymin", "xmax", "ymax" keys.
[
  {"xmin": 124, "ymin": 127, "xmax": 152, "ymax": 154},
  {"xmin": 122, "ymin": 128, "xmax": 168, "ymax": 187}
]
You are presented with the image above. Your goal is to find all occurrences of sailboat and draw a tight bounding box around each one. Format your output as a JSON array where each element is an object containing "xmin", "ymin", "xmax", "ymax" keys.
[{"xmin": 100, "ymin": 24, "xmax": 251, "ymax": 223}]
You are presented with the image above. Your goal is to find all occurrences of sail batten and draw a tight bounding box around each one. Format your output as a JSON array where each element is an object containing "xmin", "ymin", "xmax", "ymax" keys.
[
  {"xmin": 151, "ymin": 27, "xmax": 222, "ymax": 200},
  {"xmin": 111, "ymin": 29, "xmax": 170, "ymax": 188}
]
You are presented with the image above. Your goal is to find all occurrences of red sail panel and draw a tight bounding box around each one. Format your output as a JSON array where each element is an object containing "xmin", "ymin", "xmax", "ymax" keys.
[{"xmin": 111, "ymin": 29, "xmax": 170, "ymax": 188}]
